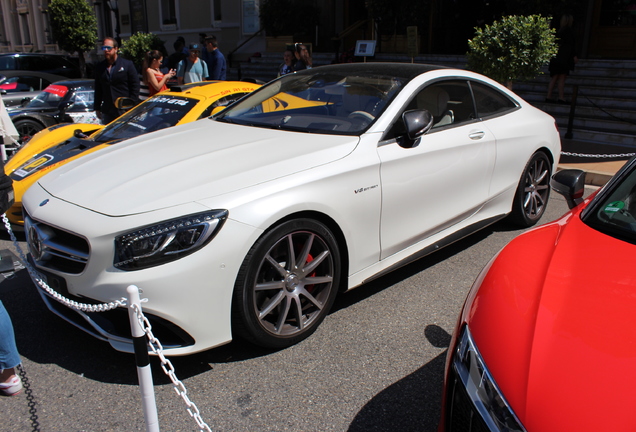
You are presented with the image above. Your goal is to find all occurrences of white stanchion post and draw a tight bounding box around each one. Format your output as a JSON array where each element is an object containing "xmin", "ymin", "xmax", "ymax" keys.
[{"xmin": 127, "ymin": 285, "xmax": 160, "ymax": 432}]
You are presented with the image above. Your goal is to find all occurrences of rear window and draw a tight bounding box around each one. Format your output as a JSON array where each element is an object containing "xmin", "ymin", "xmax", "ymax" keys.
[
  {"xmin": 470, "ymin": 81, "xmax": 518, "ymax": 119},
  {"xmin": 25, "ymin": 84, "xmax": 69, "ymax": 108}
]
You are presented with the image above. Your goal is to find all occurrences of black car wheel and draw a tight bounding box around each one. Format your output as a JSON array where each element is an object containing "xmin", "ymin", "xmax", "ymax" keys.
[
  {"xmin": 509, "ymin": 151, "xmax": 552, "ymax": 227},
  {"xmin": 232, "ymin": 219, "xmax": 341, "ymax": 348},
  {"xmin": 14, "ymin": 119, "xmax": 44, "ymax": 144}
]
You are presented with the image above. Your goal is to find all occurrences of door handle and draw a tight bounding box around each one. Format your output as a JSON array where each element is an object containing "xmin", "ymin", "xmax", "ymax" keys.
[{"xmin": 469, "ymin": 130, "xmax": 485, "ymax": 140}]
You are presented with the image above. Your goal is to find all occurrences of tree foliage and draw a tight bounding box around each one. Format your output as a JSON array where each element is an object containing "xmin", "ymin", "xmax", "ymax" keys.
[
  {"xmin": 467, "ymin": 15, "xmax": 557, "ymax": 87},
  {"xmin": 48, "ymin": 0, "xmax": 97, "ymax": 77},
  {"xmin": 119, "ymin": 33, "xmax": 167, "ymax": 71}
]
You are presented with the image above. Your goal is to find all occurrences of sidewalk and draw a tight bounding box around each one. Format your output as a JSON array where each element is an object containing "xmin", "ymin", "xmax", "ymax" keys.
[{"xmin": 557, "ymin": 159, "xmax": 627, "ymax": 187}]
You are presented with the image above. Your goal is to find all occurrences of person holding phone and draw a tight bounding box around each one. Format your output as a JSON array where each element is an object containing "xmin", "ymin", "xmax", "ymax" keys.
[{"xmin": 143, "ymin": 50, "xmax": 176, "ymax": 96}]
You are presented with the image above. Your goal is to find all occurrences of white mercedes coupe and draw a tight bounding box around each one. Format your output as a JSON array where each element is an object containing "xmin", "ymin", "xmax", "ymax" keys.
[{"xmin": 23, "ymin": 64, "xmax": 561, "ymax": 355}]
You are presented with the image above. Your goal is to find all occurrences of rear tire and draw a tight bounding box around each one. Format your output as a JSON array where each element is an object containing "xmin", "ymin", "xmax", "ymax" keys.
[
  {"xmin": 232, "ymin": 219, "xmax": 341, "ymax": 349},
  {"xmin": 509, "ymin": 151, "xmax": 552, "ymax": 227}
]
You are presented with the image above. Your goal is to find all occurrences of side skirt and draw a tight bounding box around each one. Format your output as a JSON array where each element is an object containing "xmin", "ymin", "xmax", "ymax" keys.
[{"xmin": 359, "ymin": 213, "xmax": 507, "ymax": 286}]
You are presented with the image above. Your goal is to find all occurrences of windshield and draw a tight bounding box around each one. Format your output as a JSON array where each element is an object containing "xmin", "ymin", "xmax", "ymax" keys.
[
  {"xmin": 26, "ymin": 84, "xmax": 70, "ymax": 108},
  {"xmin": 584, "ymin": 160, "xmax": 636, "ymax": 244},
  {"xmin": 216, "ymin": 71, "xmax": 404, "ymax": 135},
  {"xmin": 92, "ymin": 95, "xmax": 196, "ymax": 142}
]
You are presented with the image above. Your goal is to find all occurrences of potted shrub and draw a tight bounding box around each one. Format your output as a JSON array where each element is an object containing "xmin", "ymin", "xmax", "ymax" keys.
[{"xmin": 467, "ymin": 15, "xmax": 557, "ymax": 89}]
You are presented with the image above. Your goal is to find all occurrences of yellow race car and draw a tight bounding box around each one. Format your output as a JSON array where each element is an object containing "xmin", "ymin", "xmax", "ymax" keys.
[{"xmin": 5, "ymin": 80, "xmax": 261, "ymax": 225}]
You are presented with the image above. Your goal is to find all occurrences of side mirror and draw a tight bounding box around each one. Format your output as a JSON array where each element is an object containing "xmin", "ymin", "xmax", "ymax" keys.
[
  {"xmin": 74, "ymin": 129, "xmax": 89, "ymax": 139},
  {"xmin": 114, "ymin": 97, "xmax": 139, "ymax": 111},
  {"xmin": 0, "ymin": 89, "xmax": 6, "ymax": 95},
  {"xmin": 551, "ymin": 169, "xmax": 586, "ymax": 209},
  {"xmin": 403, "ymin": 109, "xmax": 433, "ymax": 140}
]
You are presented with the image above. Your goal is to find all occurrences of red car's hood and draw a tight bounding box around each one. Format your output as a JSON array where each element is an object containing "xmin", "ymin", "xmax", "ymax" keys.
[{"xmin": 466, "ymin": 210, "xmax": 636, "ymax": 432}]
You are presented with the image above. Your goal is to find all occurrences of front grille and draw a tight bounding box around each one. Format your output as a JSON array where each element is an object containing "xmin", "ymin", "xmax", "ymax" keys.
[
  {"xmin": 445, "ymin": 367, "xmax": 491, "ymax": 432},
  {"xmin": 24, "ymin": 211, "xmax": 90, "ymax": 274}
]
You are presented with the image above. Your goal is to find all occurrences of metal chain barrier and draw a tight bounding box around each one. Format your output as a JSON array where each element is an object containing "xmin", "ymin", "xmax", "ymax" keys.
[
  {"xmin": 561, "ymin": 151, "xmax": 636, "ymax": 158},
  {"xmin": 131, "ymin": 303, "xmax": 212, "ymax": 432},
  {"xmin": 17, "ymin": 363, "xmax": 41, "ymax": 432},
  {"xmin": 2, "ymin": 214, "xmax": 126, "ymax": 312},
  {"xmin": 2, "ymin": 213, "xmax": 212, "ymax": 432}
]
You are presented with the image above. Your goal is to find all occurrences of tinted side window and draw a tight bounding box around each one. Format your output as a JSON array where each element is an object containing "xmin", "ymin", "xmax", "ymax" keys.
[
  {"xmin": 383, "ymin": 79, "xmax": 476, "ymax": 141},
  {"xmin": 48, "ymin": 56, "xmax": 74, "ymax": 69},
  {"xmin": 69, "ymin": 86, "xmax": 95, "ymax": 111},
  {"xmin": 10, "ymin": 76, "xmax": 47, "ymax": 92},
  {"xmin": 19, "ymin": 56, "xmax": 47, "ymax": 71},
  {"xmin": 0, "ymin": 56, "xmax": 15, "ymax": 70},
  {"xmin": 470, "ymin": 81, "xmax": 518, "ymax": 118}
]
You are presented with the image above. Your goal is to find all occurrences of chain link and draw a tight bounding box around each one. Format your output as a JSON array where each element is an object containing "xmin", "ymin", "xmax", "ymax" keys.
[
  {"xmin": 3, "ymin": 213, "xmax": 212, "ymax": 431},
  {"xmin": 131, "ymin": 303, "xmax": 213, "ymax": 432},
  {"xmin": 2, "ymin": 214, "xmax": 126, "ymax": 312},
  {"xmin": 561, "ymin": 151, "xmax": 636, "ymax": 158}
]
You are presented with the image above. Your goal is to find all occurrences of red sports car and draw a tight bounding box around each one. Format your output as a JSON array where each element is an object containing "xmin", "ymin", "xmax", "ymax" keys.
[{"xmin": 440, "ymin": 157, "xmax": 636, "ymax": 432}]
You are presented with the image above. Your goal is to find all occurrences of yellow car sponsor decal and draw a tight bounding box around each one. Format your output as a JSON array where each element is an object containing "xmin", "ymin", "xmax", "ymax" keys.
[{"xmin": 14, "ymin": 154, "xmax": 54, "ymax": 178}]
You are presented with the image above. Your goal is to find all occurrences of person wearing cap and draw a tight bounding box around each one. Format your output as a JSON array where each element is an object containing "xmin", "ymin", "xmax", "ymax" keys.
[
  {"xmin": 176, "ymin": 43, "xmax": 209, "ymax": 85},
  {"xmin": 94, "ymin": 37, "xmax": 140, "ymax": 124}
]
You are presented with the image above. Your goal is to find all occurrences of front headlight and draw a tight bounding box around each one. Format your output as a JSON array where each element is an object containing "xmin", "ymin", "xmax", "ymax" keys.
[
  {"xmin": 452, "ymin": 326, "xmax": 526, "ymax": 432},
  {"xmin": 114, "ymin": 210, "xmax": 228, "ymax": 271}
]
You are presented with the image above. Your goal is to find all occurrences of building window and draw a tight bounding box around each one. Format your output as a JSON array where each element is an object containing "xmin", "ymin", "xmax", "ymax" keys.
[
  {"xmin": 213, "ymin": 0, "xmax": 222, "ymax": 24},
  {"xmin": 160, "ymin": 0, "xmax": 178, "ymax": 26},
  {"xmin": 19, "ymin": 13, "xmax": 32, "ymax": 46}
]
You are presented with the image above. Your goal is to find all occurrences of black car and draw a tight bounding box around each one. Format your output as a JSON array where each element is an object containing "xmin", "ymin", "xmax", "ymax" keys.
[
  {"xmin": 9, "ymin": 79, "xmax": 97, "ymax": 144},
  {"xmin": 0, "ymin": 53, "xmax": 81, "ymax": 78},
  {"xmin": 0, "ymin": 70, "xmax": 67, "ymax": 108}
]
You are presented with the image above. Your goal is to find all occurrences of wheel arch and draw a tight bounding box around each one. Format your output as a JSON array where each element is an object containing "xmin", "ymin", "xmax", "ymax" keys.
[
  {"xmin": 256, "ymin": 210, "xmax": 350, "ymax": 293},
  {"xmin": 537, "ymin": 145, "xmax": 556, "ymax": 167},
  {"xmin": 13, "ymin": 114, "xmax": 46, "ymax": 127}
]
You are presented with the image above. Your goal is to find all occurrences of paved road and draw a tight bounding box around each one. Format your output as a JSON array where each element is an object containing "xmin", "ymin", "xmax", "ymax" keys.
[{"xmin": 0, "ymin": 190, "xmax": 583, "ymax": 432}]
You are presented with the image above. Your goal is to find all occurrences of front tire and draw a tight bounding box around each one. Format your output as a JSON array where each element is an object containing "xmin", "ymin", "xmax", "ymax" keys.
[
  {"xmin": 509, "ymin": 151, "xmax": 552, "ymax": 227},
  {"xmin": 14, "ymin": 118, "xmax": 44, "ymax": 144},
  {"xmin": 232, "ymin": 219, "xmax": 341, "ymax": 348}
]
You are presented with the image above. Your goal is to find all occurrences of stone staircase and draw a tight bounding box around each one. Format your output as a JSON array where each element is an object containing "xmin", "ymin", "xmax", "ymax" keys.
[
  {"xmin": 513, "ymin": 59, "xmax": 636, "ymax": 151},
  {"xmin": 231, "ymin": 53, "xmax": 636, "ymax": 152}
]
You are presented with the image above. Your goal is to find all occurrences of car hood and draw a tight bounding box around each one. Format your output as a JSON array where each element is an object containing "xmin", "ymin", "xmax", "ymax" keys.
[
  {"xmin": 38, "ymin": 119, "xmax": 359, "ymax": 217},
  {"xmin": 467, "ymin": 212, "xmax": 636, "ymax": 431}
]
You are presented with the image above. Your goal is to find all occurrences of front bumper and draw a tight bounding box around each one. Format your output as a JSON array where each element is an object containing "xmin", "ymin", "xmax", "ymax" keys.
[{"xmin": 23, "ymin": 186, "xmax": 263, "ymax": 355}]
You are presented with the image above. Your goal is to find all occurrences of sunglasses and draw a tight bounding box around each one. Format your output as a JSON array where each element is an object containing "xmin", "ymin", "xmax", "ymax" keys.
[{"xmin": 102, "ymin": 46, "xmax": 115, "ymax": 51}]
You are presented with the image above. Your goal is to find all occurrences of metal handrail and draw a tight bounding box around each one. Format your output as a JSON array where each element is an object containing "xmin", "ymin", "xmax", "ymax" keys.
[
  {"xmin": 227, "ymin": 27, "xmax": 265, "ymax": 70},
  {"xmin": 331, "ymin": 19, "xmax": 369, "ymax": 41}
]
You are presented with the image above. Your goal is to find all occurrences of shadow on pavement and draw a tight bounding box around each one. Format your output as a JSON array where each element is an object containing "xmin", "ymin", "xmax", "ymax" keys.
[
  {"xmin": 0, "ymin": 217, "xmax": 511, "ymax": 387},
  {"xmin": 0, "ymin": 267, "xmax": 276, "ymax": 386},
  {"xmin": 348, "ymin": 325, "xmax": 451, "ymax": 432}
]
